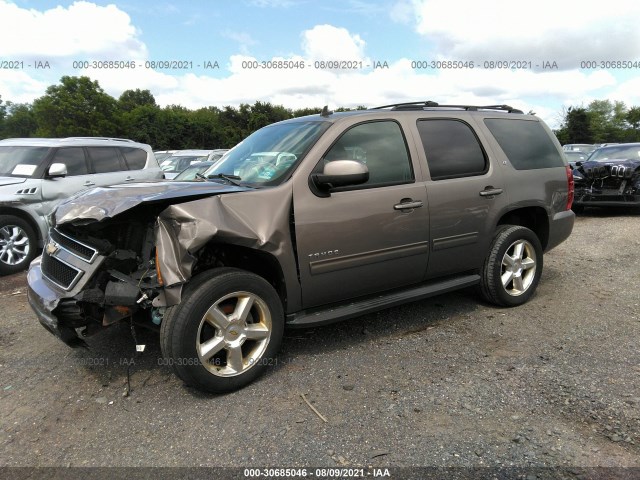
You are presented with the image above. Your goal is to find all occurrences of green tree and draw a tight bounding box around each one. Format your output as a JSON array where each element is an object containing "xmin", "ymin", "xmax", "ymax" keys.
[
  {"xmin": 627, "ymin": 107, "xmax": 640, "ymax": 141},
  {"xmin": 218, "ymin": 105, "xmax": 250, "ymax": 146},
  {"xmin": 585, "ymin": 99, "xmax": 627, "ymax": 143},
  {"xmin": 189, "ymin": 106, "xmax": 225, "ymax": 148},
  {"xmin": 0, "ymin": 95, "xmax": 6, "ymax": 135},
  {"xmin": 608, "ymin": 101, "xmax": 628, "ymax": 141},
  {"xmin": 293, "ymin": 107, "xmax": 322, "ymax": 117},
  {"xmin": 118, "ymin": 89, "xmax": 157, "ymax": 113},
  {"xmin": 32, "ymin": 76, "xmax": 118, "ymax": 137},
  {"xmin": 120, "ymin": 104, "xmax": 164, "ymax": 146},
  {"xmin": 4, "ymin": 103, "xmax": 37, "ymax": 138},
  {"xmin": 559, "ymin": 107, "xmax": 591, "ymax": 144},
  {"xmin": 0, "ymin": 95, "xmax": 7, "ymax": 122}
]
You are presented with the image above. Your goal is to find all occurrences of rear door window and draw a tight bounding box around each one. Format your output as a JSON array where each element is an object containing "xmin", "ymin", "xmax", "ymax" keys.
[
  {"xmin": 417, "ymin": 119, "xmax": 487, "ymax": 180},
  {"xmin": 87, "ymin": 147, "xmax": 125, "ymax": 173}
]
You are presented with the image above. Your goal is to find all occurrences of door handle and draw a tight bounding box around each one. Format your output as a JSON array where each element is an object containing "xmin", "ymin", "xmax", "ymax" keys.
[
  {"xmin": 83, "ymin": 181, "xmax": 96, "ymax": 187},
  {"xmin": 479, "ymin": 187, "xmax": 503, "ymax": 197},
  {"xmin": 394, "ymin": 200, "xmax": 423, "ymax": 210}
]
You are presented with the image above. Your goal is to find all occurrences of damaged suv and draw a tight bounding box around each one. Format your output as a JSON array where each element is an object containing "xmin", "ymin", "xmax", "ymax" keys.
[
  {"xmin": 572, "ymin": 143, "xmax": 640, "ymax": 210},
  {"xmin": 27, "ymin": 102, "xmax": 575, "ymax": 392}
]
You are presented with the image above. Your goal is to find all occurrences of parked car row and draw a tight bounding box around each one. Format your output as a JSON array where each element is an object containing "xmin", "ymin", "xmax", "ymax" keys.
[
  {"xmin": 562, "ymin": 143, "xmax": 618, "ymax": 155},
  {"xmin": 157, "ymin": 149, "xmax": 228, "ymax": 179}
]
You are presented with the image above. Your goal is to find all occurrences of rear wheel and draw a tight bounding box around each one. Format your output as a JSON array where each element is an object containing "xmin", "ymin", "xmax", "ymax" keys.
[
  {"xmin": 0, "ymin": 215, "xmax": 38, "ymax": 276},
  {"xmin": 160, "ymin": 268, "xmax": 284, "ymax": 393},
  {"xmin": 480, "ymin": 225, "xmax": 543, "ymax": 307}
]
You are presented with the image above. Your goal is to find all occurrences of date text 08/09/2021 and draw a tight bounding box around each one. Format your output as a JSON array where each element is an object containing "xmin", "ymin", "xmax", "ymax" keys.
[
  {"xmin": 243, "ymin": 467, "xmax": 391, "ymax": 478},
  {"xmin": 3, "ymin": 58, "xmax": 640, "ymax": 71}
]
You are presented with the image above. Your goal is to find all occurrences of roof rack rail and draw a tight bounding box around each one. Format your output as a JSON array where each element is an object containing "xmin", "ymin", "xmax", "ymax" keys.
[
  {"xmin": 62, "ymin": 137, "xmax": 136, "ymax": 142},
  {"xmin": 372, "ymin": 101, "xmax": 523, "ymax": 114}
]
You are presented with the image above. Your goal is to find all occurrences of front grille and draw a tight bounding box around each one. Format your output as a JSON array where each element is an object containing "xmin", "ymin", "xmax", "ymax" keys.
[
  {"xmin": 42, "ymin": 252, "xmax": 83, "ymax": 290},
  {"xmin": 50, "ymin": 229, "xmax": 97, "ymax": 262}
]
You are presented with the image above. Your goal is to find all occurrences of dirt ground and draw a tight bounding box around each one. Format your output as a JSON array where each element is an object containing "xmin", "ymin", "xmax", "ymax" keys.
[{"xmin": 1, "ymin": 208, "xmax": 639, "ymax": 473}]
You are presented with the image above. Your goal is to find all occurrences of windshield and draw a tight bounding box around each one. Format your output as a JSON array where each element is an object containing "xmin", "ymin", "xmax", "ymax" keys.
[
  {"xmin": 160, "ymin": 155, "xmax": 209, "ymax": 173},
  {"xmin": 588, "ymin": 145, "xmax": 640, "ymax": 162},
  {"xmin": 203, "ymin": 121, "xmax": 330, "ymax": 186},
  {"xmin": 0, "ymin": 146, "xmax": 50, "ymax": 177},
  {"xmin": 173, "ymin": 163, "xmax": 212, "ymax": 181}
]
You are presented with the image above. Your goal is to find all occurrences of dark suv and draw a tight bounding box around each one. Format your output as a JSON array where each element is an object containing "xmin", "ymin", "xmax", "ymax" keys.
[{"xmin": 27, "ymin": 102, "xmax": 575, "ymax": 392}]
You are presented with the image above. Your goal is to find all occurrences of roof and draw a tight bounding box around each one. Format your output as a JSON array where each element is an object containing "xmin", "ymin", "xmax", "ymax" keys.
[
  {"xmin": 0, "ymin": 137, "xmax": 150, "ymax": 148},
  {"xmin": 277, "ymin": 101, "xmax": 529, "ymax": 127}
]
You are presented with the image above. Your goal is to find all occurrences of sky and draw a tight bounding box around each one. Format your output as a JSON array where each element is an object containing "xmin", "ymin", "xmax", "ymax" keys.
[{"xmin": 1, "ymin": 0, "xmax": 640, "ymax": 128}]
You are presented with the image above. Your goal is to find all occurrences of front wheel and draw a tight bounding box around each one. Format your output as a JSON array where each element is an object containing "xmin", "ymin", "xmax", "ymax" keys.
[
  {"xmin": 480, "ymin": 225, "xmax": 543, "ymax": 307},
  {"xmin": 0, "ymin": 215, "xmax": 38, "ymax": 276},
  {"xmin": 160, "ymin": 268, "xmax": 284, "ymax": 393}
]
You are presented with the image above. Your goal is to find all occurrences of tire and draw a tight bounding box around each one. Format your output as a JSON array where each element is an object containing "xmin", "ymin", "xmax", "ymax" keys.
[
  {"xmin": 160, "ymin": 268, "xmax": 284, "ymax": 393},
  {"xmin": 0, "ymin": 215, "xmax": 38, "ymax": 276},
  {"xmin": 480, "ymin": 225, "xmax": 543, "ymax": 307},
  {"xmin": 572, "ymin": 205, "xmax": 584, "ymax": 214}
]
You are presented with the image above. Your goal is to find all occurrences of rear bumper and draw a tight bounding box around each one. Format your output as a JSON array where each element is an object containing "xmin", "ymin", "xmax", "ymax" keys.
[
  {"xmin": 546, "ymin": 209, "xmax": 575, "ymax": 252},
  {"xmin": 27, "ymin": 257, "xmax": 85, "ymax": 347}
]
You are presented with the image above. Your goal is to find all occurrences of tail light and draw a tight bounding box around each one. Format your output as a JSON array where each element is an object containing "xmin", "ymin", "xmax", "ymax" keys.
[{"xmin": 565, "ymin": 165, "xmax": 574, "ymax": 210}]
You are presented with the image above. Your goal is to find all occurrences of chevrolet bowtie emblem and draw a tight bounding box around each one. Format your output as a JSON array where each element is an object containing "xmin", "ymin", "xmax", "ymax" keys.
[{"xmin": 45, "ymin": 242, "xmax": 59, "ymax": 255}]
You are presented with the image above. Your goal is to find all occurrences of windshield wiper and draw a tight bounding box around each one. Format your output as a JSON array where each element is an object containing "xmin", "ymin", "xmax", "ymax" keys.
[{"xmin": 206, "ymin": 173, "xmax": 243, "ymax": 186}]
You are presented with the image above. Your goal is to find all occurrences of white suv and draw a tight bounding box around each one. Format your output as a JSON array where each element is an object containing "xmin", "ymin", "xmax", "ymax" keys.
[{"xmin": 0, "ymin": 137, "xmax": 163, "ymax": 275}]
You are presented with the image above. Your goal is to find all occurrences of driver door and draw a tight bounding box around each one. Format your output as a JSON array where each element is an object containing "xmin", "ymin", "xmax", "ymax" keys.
[{"xmin": 293, "ymin": 120, "xmax": 429, "ymax": 309}]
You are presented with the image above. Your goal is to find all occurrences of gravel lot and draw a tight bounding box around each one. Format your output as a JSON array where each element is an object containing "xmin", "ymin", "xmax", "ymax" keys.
[{"xmin": 1, "ymin": 209, "xmax": 639, "ymax": 473}]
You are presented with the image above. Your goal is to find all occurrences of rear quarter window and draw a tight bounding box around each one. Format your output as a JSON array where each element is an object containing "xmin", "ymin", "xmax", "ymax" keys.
[
  {"xmin": 484, "ymin": 118, "xmax": 564, "ymax": 170},
  {"xmin": 120, "ymin": 147, "xmax": 148, "ymax": 170}
]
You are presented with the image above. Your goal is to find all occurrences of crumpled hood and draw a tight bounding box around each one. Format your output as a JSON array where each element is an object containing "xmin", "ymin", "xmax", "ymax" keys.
[
  {"xmin": 56, "ymin": 181, "xmax": 248, "ymax": 225},
  {"xmin": 0, "ymin": 176, "xmax": 27, "ymax": 187}
]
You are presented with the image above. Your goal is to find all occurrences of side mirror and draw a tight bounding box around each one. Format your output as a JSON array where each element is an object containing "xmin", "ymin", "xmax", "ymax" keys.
[
  {"xmin": 575, "ymin": 161, "xmax": 583, "ymax": 167},
  {"xmin": 312, "ymin": 160, "xmax": 369, "ymax": 194},
  {"xmin": 47, "ymin": 163, "xmax": 68, "ymax": 178}
]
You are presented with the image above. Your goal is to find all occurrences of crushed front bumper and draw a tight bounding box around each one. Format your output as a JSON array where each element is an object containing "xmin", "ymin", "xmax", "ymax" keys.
[{"xmin": 27, "ymin": 256, "xmax": 86, "ymax": 347}]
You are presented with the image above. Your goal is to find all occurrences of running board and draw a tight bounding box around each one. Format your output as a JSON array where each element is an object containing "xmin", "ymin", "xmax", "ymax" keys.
[{"xmin": 286, "ymin": 274, "xmax": 480, "ymax": 328}]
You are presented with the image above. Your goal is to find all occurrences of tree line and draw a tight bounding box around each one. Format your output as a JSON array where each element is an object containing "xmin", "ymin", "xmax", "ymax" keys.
[
  {"xmin": 2, "ymin": 76, "xmax": 639, "ymax": 148},
  {"xmin": 554, "ymin": 100, "xmax": 640, "ymax": 145},
  {"xmin": 0, "ymin": 76, "xmax": 335, "ymax": 149}
]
